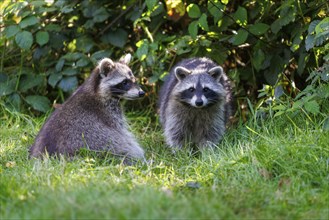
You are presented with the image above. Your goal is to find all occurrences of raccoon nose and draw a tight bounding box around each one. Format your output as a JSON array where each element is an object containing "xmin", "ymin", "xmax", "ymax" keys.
[
  {"xmin": 138, "ymin": 90, "xmax": 145, "ymax": 97},
  {"xmin": 195, "ymin": 100, "xmax": 203, "ymax": 106}
]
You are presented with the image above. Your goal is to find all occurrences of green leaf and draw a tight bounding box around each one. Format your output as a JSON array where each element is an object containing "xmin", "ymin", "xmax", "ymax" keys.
[
  {"xmin": 91, "ymin": 50, "xmax": 112, "ymax": 63},
  {"xmin": 151, "ymin": 2, "xmax": 164, "ymax": 17},
  {"xmin": 101, "ymin": 29, "xmax": 128, "ymax": 48},
  {"xmin": 270, "ymin": 19, "xmax": 282, "ymax": 34},
  {"xmin": 318, "ymin": 84, "xmax": 329, "ymax": 98},
  {"xmin": 292, "ymin": 99, "xmax": 303, "ymax": 109},
  {"xmin": 252, "ymin": 49, "xmax": 265, "ymax": 71},
  {"xmin": 148, "ymin": 75, "xmax": 159, "ymax": 84},
  {"xmin": 187, "ymin": 4, "xmax": 201, "ymax": 18},
  {"xmin": 136, "ymin": 40, "xmax": 149, "ymax": 61},
  {"xmin": 274, "ymin": 111, "xmax": 285, "ymax": 117},
  {"xmin": 280, "ymin": 12, "xmax": 296, "ymax": 27},
  {"xmin": 63, "ymin": 52, "xmax": 83, "ymax": 62},
  {"xmin": 315, "ymin": 17, "xmax": 329, "ymax": 34},
  {"xmin": 290, "ymin": 30, "xmax": 303, "ymax": 52},
  {"xmin": 19, "ymin": 16, "xmax": 39, "ymax": 28},
  {"xmin": 4, "ymin": 25, "xmax": 20, "ymax": 38},
  {"xmin": 314, "ymin": 31, "xmax": 329, "ymax": 47},
  {"xmin": 45, "ymin": 24, "xmax": 61, "ymax": 32},
  {"xmin": 312, "ymin": 18, "xmax": 329, "ymax": 47},
  {"xmin": 30, "ymin": 1, "xmax": 46, "ymax": 7},
  {"xmin": 249, "ymin": 23, "xmax": 269, "ymax": 36},
  {"xmin": 76, "ymin": 57, "xmax": 90, "ymax": 67},
  {"xmin": 305, "ymin": 35, "xmax": 315, "ymax": 51},
  {"xmin": 58, "ymin": 76, "xmax": 78, "ymax": 92},
  {"xmin": 297, "ymin": 50, "xmax": 309, "ymax": 75},
  {"xmin": 0, "ymin": 80, "xmax": 16, "ymax": 96},
  {"xmin": 62, "ymin": 68, "xmax": 78, "ymax": 76},
  {"xmin": 15, "ymin": 31, "xmax": 33, "ymax": 50},
  {"xmin": 198, "ymin": 14, "xmax": 209, "ymax": 31},
  {"xmin": 188, "ymin": 21, "xmax": 199, "ymax": 39},
  {"xmin": 209, "ymin": 50, "xmax": 227, "ymax": 65},
  {"xmin": 83, "ymin": 20, "xmax": 94, "ymax": 29},
  {"xmin": 273, "ymin": 105, "xmax": 286, "ymax": 111},
  {"xmin": 308, "ymin": 20, "xmax": 320, "ymax": 34},
  {"xmin": 304, "ymin": 100, "xmax": 320, "ymax": 114},
  {"xmin": 0, "ymin": 74, "xmax": 8, "ymax": 83},
  {"xmin": 274, "ymin": 85, "xmax": 284, "ymax": 99},
  {"xmin": 19, "ymin": 75, "xmax": 44, "ymax": 92},
  {"xmin": 208, "ymin": 1, "xmax": 224, "ymax": 23},
  {"xmin": 61, "ymin": 5, "xmax": 73, "ymax": 13},
  {"xmin": 264, "ymin": 55, "xmax": 283, "ymax": 85},
  {"xmin": 174, "ymin": 37, "xmax": 192, "ymax": 55},
  {"xmin": 48, "ymin": 73, "xmax": 62, "ymax": 88},
  {"xmin": 76, "ymin": 36, "xmax": 94, "ymax": 53},
  {"xmin": 233, "ymin": 6, "xmax": 247, "ymax": 26},
  {"xmin": 230, "ymin": 29, "xmax": 248, "ymax": 45},
  {"xmin": 146, "ymin": 0, "xmax": 157, "ymax": 10},
  {"xmin": 92, "ymin": 7, "xmax": 110, "ymax": 23},
  {"xmin": 56, "ymin": 59, "xmax": 65, "ymax": 72},
  {"xmin": 271, "ymin": 8, "xmax": 296, "ymax": 34},
  {"xmin": 25, "ymin": 95, "xmax": 50, "ymax": 113},
  {"xmin": 323, "ymin": 117, "xmax": 329, "ymax": 131},
  {"xmin": 7, "ymin": 93, "xmax": 21, "ymax": 111},
  {"xmin": 36, "ymin": 31, "xmax": 49, "ymax": 46}
]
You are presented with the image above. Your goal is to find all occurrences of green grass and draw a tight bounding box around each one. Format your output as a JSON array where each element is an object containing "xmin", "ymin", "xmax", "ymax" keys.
[{"xmin": 1, "ymin": 106, "xmax": 328, "ymax": 219}]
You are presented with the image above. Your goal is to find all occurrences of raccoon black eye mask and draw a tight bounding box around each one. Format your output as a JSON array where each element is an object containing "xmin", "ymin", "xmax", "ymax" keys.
[
  {"xmin": 179, "ymin": 80, "xmax": 221, "ymax": 108},
  {"xmin": 110, "ymin": 79, "xmax": 132, "ymax": 95},
  {"xmin": 159, "ymin": 57, "xmax": 233, "ymax": 149},
  {"xmin": 109, "ymin": 79, "xmax": 145, "ymax": 98}
]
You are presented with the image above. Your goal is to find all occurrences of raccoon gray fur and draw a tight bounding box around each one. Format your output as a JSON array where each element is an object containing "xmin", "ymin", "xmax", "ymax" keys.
[
  {"xmin": 29, "ymin": 54, "xmax": 146, "ymax": 161},
  {"xmin": 159, "ymin": 57, "xmax": 232, "ymax": 149}
]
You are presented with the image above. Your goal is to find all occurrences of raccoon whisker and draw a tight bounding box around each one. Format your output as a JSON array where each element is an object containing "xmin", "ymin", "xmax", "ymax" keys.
[
  {"xmin": 110, "ymin": 87, "xmax": 126, "ymax": 91},
  {"xmin": 179, "ymin": 98, "xmax": 191, "ymax": 103},
  {"xmin": 207, "ymin": 99, "xmax": 220, "ymax": 104},
  {"xmin": 110, "ymin": 88, "xmax": 127, "ymax": 93}
]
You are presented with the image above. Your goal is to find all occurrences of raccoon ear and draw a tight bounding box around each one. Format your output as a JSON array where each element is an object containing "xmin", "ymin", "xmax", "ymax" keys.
[
  {"xmin": 99, "ymin": 58, "xmax": 115, "ymax": 77},
  {"xmin": 208, "ymin": 66, "xmax": 223, "ymax": 81},
  {"xmin": 119, "ymin": 53, "xmax": 132, "ymax": 65},
  {"xmin": 175, "ymin": 66, "xmax": 192, "ymax": 81}
]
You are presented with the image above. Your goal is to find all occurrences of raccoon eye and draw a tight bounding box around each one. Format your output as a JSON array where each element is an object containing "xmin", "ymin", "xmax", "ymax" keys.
[
  {"xmin": 188, "ymin": 87, "xmax": 195, "ymax": 92},
  {"xmin": 203, "ymin": 87, "xmax": 209, "ymax": 92},
  {"xmin": 121, "ymin": 79, "xmax": 129, "ymax": 85}
]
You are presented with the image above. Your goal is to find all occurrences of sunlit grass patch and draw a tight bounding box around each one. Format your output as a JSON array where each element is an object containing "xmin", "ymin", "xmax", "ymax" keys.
[{"xmin": 1, "ymin": 107, "xmax": 328, "ymax": 219}]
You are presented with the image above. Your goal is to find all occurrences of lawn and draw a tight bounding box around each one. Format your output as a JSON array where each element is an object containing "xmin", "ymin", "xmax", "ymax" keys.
[{"xmin": 1, "ymin": 106, "xmax": 328, "ymax": 219}]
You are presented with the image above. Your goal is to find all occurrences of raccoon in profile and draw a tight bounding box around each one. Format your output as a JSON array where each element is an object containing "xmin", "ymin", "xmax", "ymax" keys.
[
  {"xmin": 159, "ymin": 57, "xmax": 232, "ymax": 150},
  {"xmin": 29, "ymin": 54, "xmax": 146, "ymax": 162}
]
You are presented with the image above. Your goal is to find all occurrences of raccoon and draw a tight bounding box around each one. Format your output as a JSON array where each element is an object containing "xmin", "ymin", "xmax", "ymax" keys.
[
  {"xmin": 29, "ymin": 54, "xmax": 146, "ymax": 162},
  {"xmin": 159, "ymin": 57, "xmax": 232, "ymax": 149}
]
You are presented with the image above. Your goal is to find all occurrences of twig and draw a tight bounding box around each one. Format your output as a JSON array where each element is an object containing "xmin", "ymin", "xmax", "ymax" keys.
[{"xmin": 141, "ymin": 23, "xmax": 154, "ymax": 43}]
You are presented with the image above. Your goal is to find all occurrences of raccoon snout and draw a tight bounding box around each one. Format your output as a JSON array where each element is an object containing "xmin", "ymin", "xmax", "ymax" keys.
[
  {"xmin": 195, "ymin": 100, "xmax": 203, "ymax": 107},
  {"xmin": 138, "ymin": 90, "xmax": 145, "ymax": 97}
]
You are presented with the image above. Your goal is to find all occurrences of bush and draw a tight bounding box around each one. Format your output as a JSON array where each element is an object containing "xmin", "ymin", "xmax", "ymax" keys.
[{"xmin": 0, "ymin": 0, "xmax": 328, "ymax": 116}]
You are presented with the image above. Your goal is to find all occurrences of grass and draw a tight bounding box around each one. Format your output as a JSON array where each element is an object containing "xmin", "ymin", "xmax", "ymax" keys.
[{"xmin": 1, "ymin": 105, "xmax": 328, "ymax": 219}]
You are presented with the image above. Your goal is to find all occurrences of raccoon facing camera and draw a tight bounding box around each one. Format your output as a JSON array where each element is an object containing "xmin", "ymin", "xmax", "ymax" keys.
[
  {"xmin": 159, "ymin": 57, "xmax": 233, "ymax": 150},
  {"xmin": 29, "ymin": 54, "xmax": 146, "ymax": 163}
]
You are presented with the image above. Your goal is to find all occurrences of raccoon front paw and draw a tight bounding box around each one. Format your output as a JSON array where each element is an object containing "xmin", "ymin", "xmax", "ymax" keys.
[{"xmin": 127, "ymin": 145, "xmax": 145, "ymax": 159}]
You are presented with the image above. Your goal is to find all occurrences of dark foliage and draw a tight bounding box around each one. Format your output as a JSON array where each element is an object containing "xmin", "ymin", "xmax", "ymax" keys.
[{"xmin": 0, "ymin": 0, "xmax": 328, "ymax": 119}]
